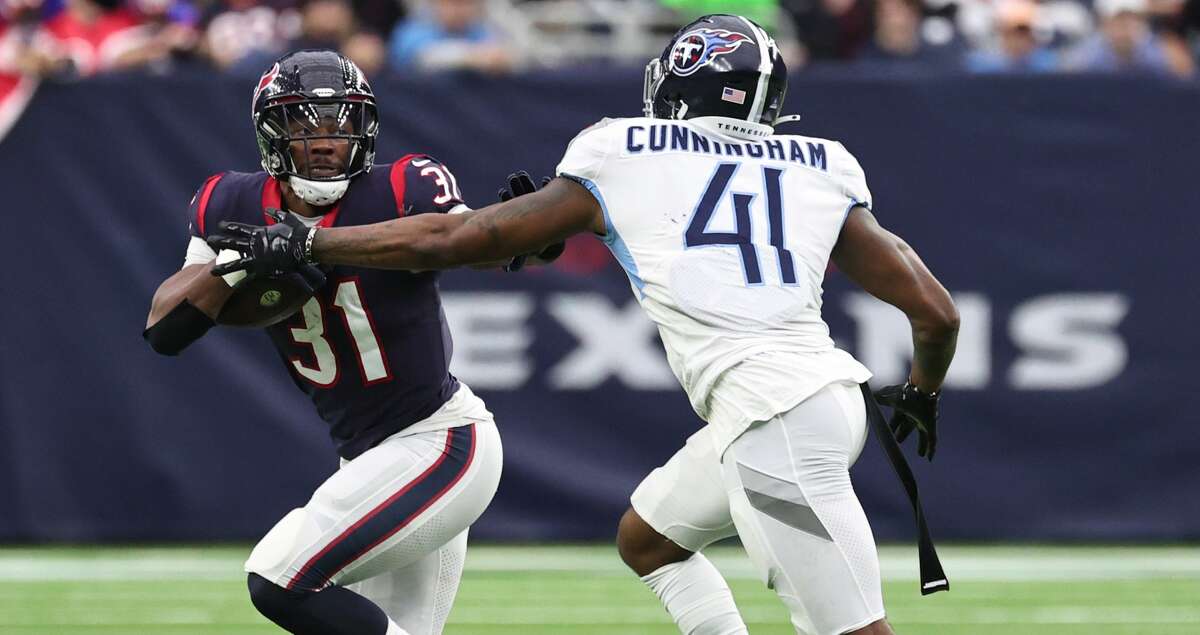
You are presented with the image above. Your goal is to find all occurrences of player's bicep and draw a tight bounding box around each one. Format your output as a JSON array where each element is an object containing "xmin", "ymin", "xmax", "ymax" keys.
[{"xmin": 831, "ymin": 207, "xmax": 952, "ymax": 320}]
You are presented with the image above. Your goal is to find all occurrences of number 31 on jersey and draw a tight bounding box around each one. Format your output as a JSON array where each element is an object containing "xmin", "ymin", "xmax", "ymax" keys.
[{"xmin": 288, "ymin": 279, "xmax": 392, "ymax": 387}]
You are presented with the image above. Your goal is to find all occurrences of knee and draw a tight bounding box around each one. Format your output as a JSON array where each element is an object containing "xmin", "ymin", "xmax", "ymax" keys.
[
  {"xmin": 616, "ymin": 508, "xmax": 692, "ymax": 577},
  {"xmin": 248, "ymin": 573, "xmax": 305, "ymax": 623},
  {"xmin": 616, "ymin": 508, "xmax": 655, "ymax": 572}
]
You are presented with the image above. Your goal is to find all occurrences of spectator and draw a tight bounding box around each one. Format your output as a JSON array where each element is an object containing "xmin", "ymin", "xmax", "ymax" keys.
[
  {"xmin": 0, "ymin": 0, "xmax": 72, "ymax": 77},
  {"xmin": 1064, "ymin": 0, "xmax": 1184, "ymax": 75},
  {"xmin": 0, "ymin": 0, "xmax": 46, "ymax": 138},
  {"xmin": 289, "ymin": 0, "xmax": 354, "ymax": 50},
  {"xmin": 781, "ymin": 0, "xmax": 873, "ymax": 62},
  {"xmin": 41, "ymin": 0, "xmax": 144, "ymax": 76},
  {"xmin": 349, "ymin": 0, "xmax": 402, "ymax": 38},
  {"xmin": 342, "ymin": 30, "xmax": 385, "ymax": 76},
  {"xmin": 208, "ymin": 0, "xmax": 384, "ymax": 77},
  {"xmin": 965, "ymin": 0, "xmax": 1059, "ymax": 72},
  {"xmin": 857, "ymin": 0, "xmax": 960, "ymax": 66},
  {"xmin": 957, "ymin": 0, "xmax": 1094, "ymax": 49},
  {"xmin": 1166, "ymin": 0, "xmax": 1200, "ymax": 72},
  {"xmin": 107, "ymin": 0, "xmax": 200, "ymax": 73},
  {"xmin": 388, "ymin": 0, "xmax": 512, "ymax": 73},
  {"xmin": 202, "ymin": 0, "xmax": 300, "ymax": 71},
  {"xmin": 279, "ymin": 0, "xmax": 384, "ymax": 77}
]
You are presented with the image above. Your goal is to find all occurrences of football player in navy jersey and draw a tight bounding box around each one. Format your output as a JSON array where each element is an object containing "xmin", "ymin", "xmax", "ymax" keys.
[{"xmin": 144, "ymin": 50, "xmax": 516, "ymax": 635}]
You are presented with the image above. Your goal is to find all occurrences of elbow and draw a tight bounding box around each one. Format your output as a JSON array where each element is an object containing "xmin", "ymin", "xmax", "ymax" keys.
[
  {"xmin": 405, "ymin": 229, "xmax": 466, "ymax": 270},
  {"xmin": 417, "ymin": 232, "xmax": 489, "ymax": 270},
  {"xmin": 146, "ymin": 334, "xmax": 182, "ymax": 357},
  {"xmin": 913, "ymin": 301, "xmax": 960, "ymax": 345},
  {"xmin": 417, "ymin": 237, "xmax": 457, "ymax": 269},
  {"xmin": 143, "ymin": 317, "xmax": 186, "ymax": 356},
  {"xmin": 142, "ymin": 299, "xmax": 215, "ymax": 356}
]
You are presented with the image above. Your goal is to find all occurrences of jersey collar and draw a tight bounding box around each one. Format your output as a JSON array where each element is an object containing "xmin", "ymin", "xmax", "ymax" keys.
[
  {"xmin": 688, "ymin": 116, "xmax": 776, "ymax": 141},
  {"xmin": 262, "ymin": 176, "xmax": 341, "ymax": 227}
]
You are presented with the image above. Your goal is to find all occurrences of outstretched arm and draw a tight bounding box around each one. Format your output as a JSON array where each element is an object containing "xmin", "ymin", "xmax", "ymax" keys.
[
  {"xmin": 832, "ymin": 207, "xmax": 959, "ymax": 392},
  {"xmin": 311, "ymin": 177, "xmax": 605, "ymax": 270}
]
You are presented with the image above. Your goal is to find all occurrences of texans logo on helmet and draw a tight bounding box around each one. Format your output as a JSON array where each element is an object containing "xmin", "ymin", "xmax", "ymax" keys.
[
  {"xmin": 252, "ymin": 62, "xmax": 281, "ymax": 113},
  {"xmin": 669, "ymin": 29, "xmax": 752, "ymax": 77}
]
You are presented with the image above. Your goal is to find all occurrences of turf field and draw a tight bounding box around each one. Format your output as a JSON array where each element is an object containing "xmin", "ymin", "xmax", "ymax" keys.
[{"xmin": 0, "ymin": 544, "xmax": 1196, "ymax": 634}]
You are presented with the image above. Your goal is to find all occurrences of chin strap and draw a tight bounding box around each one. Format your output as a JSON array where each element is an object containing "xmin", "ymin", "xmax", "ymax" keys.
[
  {"xmin": 289, "ymin": 176, "xmax": 349, "ymax": 207},
  {"xmin": 773, "ymin": 114, "xmax": 802, "ymax": 125}
]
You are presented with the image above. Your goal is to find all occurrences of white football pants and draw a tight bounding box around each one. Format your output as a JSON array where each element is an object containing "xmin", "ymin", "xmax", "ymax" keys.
[
  {"xmin": 633, "ymin": 381, "xmax": 884, "ymax": 635},
  {"xmin": 244, "ymin": 390, "xmax": 502, "ymax": 635}
]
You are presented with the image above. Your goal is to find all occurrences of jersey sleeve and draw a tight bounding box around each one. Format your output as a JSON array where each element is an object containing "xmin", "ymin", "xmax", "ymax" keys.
[
  {"xmin": 555, "ymin": 119, "xmax": 618, "ymax": 184},
  {"xmin": 183, "ymin": 236, "xmax": 217, "ymax": 267},
  {"xmin": 834, "ymin": 142, "xmax": 872, "ymax": 209},
  {"xmin": 186, "ymin": 173, "xmax": 227, "ymax": 239},
  {"xmin": 392, "ymin": 155, "xmax": 468, "ymax": 216}
]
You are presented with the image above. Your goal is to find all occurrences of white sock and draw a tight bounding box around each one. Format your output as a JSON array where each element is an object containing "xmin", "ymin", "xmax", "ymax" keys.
[
  {"xmin": 640, "ymin": 553, "xmax": 749, "ymax": 635},
  {"xmin": 385, "ymin": 619, "xmax": 410, "ymax": 635}
]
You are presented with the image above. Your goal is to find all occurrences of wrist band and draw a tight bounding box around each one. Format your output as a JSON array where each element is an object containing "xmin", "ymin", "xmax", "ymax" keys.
[
  {"xmin": 906, "ymin": 381, "xmax": 939, "ymax": 400},
  {"xmin": 303, "ymin": 227, "xmax": 318, "ymax": 263}
]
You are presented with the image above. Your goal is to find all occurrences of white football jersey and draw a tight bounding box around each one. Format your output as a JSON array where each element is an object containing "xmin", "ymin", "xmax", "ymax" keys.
[{"xmin": 557, "ymin": 116, "xmax": 873, "ymax": 453}]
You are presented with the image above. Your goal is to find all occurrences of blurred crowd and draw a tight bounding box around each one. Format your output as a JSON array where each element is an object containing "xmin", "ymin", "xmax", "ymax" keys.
[
  {"xmin": 0, "ymin": 0, "xmax": 1195, "ymax": 81},
  {"xmin": 785, "ymin": 0, "xmax": 1196, "ymax": 75},
  {"xmin": 0, "ymin": 0, "xmax": 513, "ymax": 80}
]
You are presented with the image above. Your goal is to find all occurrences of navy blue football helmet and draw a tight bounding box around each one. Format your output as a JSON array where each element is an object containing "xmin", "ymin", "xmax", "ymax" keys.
[
  {"xmin": 644, "ymin": 14, "xmax": 791, "ymax": 128},
  {"xmin": 251, "ymin": 50, "xmax": 379, "ymax": 186}
]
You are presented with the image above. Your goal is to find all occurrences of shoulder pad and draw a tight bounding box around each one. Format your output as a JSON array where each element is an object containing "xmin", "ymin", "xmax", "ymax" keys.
[
  {"xmin": 390, "ymin": 155, "xmax": 466, "ymax": 216},
  {"xmin": 188, "ymin": 172, "xmax": 272, "ymax": 237}
]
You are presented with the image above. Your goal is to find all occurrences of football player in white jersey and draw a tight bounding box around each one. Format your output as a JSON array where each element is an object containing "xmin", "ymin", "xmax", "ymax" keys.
[{"xmin": 208, "ymin": 14, "xmax": 959, "ymax": 635}]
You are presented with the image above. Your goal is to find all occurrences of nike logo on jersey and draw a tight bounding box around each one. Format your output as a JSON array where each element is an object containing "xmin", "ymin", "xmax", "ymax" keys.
[{"xmin": 626, "ymin": 124, "xmax": 828, "ymax": 171}]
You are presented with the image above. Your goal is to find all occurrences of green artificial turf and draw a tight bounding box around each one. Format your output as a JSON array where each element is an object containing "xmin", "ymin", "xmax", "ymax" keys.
[{"xmin": 0, "ymin": 545, "xmax": 1195, "ymax": 634}]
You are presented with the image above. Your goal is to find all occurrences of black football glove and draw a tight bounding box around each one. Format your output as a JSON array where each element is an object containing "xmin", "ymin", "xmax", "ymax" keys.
[
  {"xmin": 497, "ymin": 171, "xmax": 564, "ymax": 272},
  {"xmin": 207, "ymin": 208, "xmax": 314, "ymax": 278},
  {"xmin": 874, "ymin": 382, "xmax": 940, "ymax": 461},
  {"xmin": 287, "ymin": 260, "xmax": 328, "ymax": 294}
]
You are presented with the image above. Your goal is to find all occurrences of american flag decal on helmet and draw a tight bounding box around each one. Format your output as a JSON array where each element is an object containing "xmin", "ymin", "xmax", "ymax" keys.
[{"xmin": 721, "ymin": 86, "xmax": 747, "ymax": 105}]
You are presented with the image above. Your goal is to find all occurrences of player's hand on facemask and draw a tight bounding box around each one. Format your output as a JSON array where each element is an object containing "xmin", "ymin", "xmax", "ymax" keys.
[
  {"xmin": 207, "ymin": 208, "xmax": 315, "ymax": 278},
  {"xmin": 874, "ymin": 382, "xmax": 939, "ymax": 461},
  {"xmin": 497, "ymin": 171, "xmax": 564, "ymax": 272}
]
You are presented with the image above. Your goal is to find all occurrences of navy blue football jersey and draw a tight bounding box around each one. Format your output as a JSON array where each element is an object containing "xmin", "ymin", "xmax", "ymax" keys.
[{"xmin": 187, "ymin": 155, "xmax": 467, "ymax": 459}]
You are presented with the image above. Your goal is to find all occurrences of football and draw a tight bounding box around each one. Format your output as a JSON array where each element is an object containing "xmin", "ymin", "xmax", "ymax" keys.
[{"xmin": 217, "ymin": 272, "xmax": 315, "ymax": 328}]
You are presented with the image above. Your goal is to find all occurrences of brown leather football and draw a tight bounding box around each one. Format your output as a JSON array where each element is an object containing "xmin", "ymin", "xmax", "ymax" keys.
[{"xmin": 217, "ymin": 274, "xmax": 314, "ymax": 328}]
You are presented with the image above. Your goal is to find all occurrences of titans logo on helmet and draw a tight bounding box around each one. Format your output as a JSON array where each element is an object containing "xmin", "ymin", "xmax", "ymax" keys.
[{"xmin": 669, "ymin": 29, "xmax": 752, "ymax": 77}]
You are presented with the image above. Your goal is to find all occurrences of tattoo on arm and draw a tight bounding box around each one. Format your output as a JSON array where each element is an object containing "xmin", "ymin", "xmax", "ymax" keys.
[{"xmin": 463, "ymin": 197, "xmax": 541, "ymax": 249}]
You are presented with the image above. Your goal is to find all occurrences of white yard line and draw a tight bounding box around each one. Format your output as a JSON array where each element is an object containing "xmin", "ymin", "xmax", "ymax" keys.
[
  {"xmin": 0, "ymin": 546, "xmax": 1195, "ymax": 583},
  {"xmin": 0, "ymin": 607, "xmax": 1194, "ymax": 627}
]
